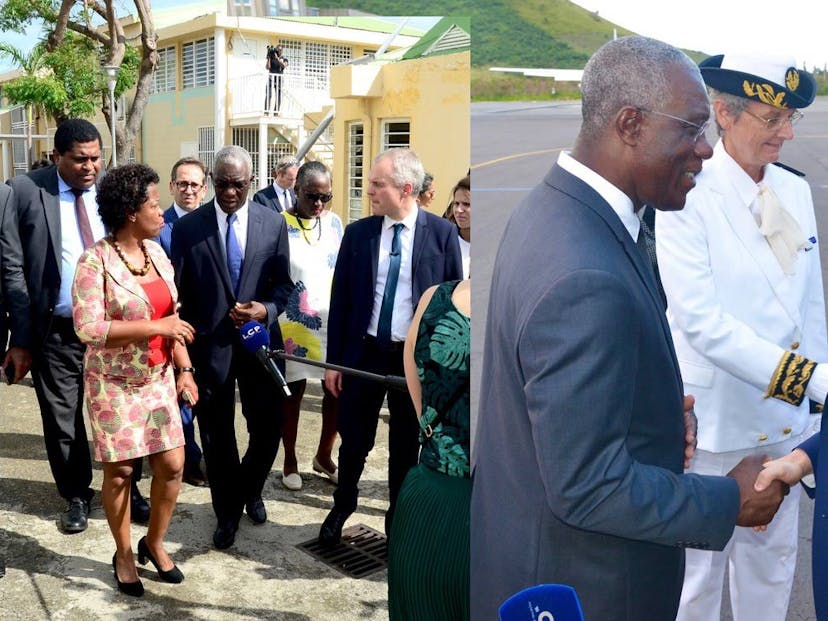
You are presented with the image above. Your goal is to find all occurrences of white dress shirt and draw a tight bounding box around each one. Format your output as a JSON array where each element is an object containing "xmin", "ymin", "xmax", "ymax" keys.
[
  {"xmin": 215, "ymin": 200, "xmax": 249, "ymax": 259},
  {"xmin": 557, "ymin": 150, "xmax": 639, "ymax": 241},
  {"xmin": 56, "ymin": 174, "xmax": 105, "ymax": 317},
  {"xmin": 367, "ymin": 208, "xmax": 419, "ymax": 342}
]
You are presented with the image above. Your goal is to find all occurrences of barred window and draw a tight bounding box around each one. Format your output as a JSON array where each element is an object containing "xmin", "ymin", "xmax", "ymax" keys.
[
  {"xmin": 347, "ymin": 122, "xmax": 364, "ymax": 223},
  {"xmin": 330, "ymin": 44, "xmax": 351, "ymax": 67},
  {"xmin": 182, "ymin": 37, "xmax": 215, "ymax": 89},
  {"xmin": 151, "ymin": 46, "xmax": 176, "ymax": 94},
  {"xmin": 381, "ymin": 119, "xmax": 410, "ymax": 151},
  {"xmin": 198, "ymin": 126, "xmax": 215, "ymax": 197},
  {"xmin": 232, "ymin": 127, "xmax": 260, "ymax": 187}
]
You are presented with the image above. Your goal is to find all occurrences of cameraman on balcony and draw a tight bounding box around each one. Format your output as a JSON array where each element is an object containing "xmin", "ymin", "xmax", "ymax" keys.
[{"xmin": 265, "ymin": 44, "xmax": 288, "ymax": 115}]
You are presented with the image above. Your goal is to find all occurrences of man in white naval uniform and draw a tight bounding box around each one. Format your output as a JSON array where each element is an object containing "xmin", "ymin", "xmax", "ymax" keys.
[{"xmin": 657, "ymin": 54, "xmax": 826, "ymax": 620}]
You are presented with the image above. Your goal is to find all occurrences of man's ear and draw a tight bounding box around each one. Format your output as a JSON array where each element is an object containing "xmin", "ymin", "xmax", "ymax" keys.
[
  {"xmin": 616, "ymin": 106, "xmax": 643, "ymax": 146},
  {"xmin": 712, "ymin": 99, "xmax": 731, "ymax": 132}
]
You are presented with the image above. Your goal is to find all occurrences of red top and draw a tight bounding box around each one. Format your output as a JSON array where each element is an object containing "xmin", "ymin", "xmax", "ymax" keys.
[{"xmin": 140, "ymin": 277, "xmax": 174, "ymax": 367}]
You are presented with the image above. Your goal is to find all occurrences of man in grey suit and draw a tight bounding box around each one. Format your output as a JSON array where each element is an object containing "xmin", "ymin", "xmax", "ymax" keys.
[
  {"xmin": 252, "ymin": 156, "xmax": 298, "ymax": 213},
  {"xmin": 471, "ymin": 36, "xmax": 789, "ymax": 620}
]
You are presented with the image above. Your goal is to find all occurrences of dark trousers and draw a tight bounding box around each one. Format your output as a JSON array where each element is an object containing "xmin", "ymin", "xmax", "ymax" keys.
[
  {"xmin": 195, "ymin": 343, "xmax": 284, "ymax": 525},
  {"xmin": 30, "ymin": 317, "xmax": 93, "ymax": 502},
  {"xmin": 333, "ymin": 338, "xmax": 419, "ymax": 520},
  {"xmin": 180, "ymin": 404, "xmax": 203, "ymax": 466}
]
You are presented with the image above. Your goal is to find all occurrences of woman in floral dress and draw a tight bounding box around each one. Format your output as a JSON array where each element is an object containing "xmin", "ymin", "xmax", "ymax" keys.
[
  {"xmin": 73, "ymin": 163, "xmax": 198, "ymax": 596},
  {"xmin": 277, "ymin": 161, "xmax": 343, "ymax": 490}
]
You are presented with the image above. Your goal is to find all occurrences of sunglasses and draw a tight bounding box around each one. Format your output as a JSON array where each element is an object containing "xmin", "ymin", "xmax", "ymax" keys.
[
  {"xmin": 303, "ymin": 191, "xmax": 333, "ymax": 204},
  {"xmin": 213, "ymin": 180, "xmax": 249, "ymax": 191}
]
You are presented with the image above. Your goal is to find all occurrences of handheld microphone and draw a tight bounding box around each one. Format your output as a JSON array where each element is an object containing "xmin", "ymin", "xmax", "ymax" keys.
[{"xmin": 239, "ymin": 321, "xmax": 292, "ymax": 397}]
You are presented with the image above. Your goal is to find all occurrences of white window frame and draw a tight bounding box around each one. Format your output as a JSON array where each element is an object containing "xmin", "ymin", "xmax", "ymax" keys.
[
  {"xmin": 182, "ymin": 37, "xmax": 215, "ymax": 89},
  {"xmin": 347, "ymin": 121, "xmax": 364, "ymax": 223},
  {"xmin": 380, "ymin": 119, "xmax": 410, "ymax": 151},
  {"xmin": 151, "ymin": 46, "xmax": 177, "ymax": 94}
]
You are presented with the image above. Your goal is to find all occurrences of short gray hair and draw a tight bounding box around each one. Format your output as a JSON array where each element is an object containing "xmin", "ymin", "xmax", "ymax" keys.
[
  {"xmin": 708, "ymin": 87, "xmax": 749, "ymax": 135},
  {"xmin": 214, "ymin": 145, "xmax": 252, "ymax": 176},
  {"xmin": 375, "ymin": 148, "xmax": 425, "ymax": 196},
  {"xmin": 580, "ymin": 36, "xmax": 700, "ymax": 139},
  {"xmin": 274, "ymin": 155, "xmax": 299, "ymax": 174}
]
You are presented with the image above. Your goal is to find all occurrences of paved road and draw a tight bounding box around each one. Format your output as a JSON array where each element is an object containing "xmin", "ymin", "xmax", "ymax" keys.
[{"xmin": 471, "ymin": 98, "xmax": 828, "ymax": 620}]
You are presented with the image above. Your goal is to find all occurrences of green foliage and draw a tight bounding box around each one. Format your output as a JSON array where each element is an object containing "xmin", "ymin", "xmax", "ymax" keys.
[{"xmin": 0, "ymin": 0, "xmax": 58, "ymax": 32}]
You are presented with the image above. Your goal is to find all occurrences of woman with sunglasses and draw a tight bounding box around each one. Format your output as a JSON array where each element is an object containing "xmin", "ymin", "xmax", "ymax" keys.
[{"xmin": 277, "ymin": 161, "xmax": 343, "ymax": 491}]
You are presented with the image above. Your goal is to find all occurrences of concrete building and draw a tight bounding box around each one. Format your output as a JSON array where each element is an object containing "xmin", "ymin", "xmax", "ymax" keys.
[{"xmin": 0, "ymin": 9, "xmax": 470, "ymax": 222}]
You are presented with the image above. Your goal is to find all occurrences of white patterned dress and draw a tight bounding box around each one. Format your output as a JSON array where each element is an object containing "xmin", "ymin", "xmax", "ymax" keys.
[{"xmin": 279, "ymin": 210, "xmax": 343, "ymax": 383}]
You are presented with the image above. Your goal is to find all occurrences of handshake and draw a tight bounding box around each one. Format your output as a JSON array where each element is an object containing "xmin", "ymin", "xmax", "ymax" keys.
[{"xmin": 726, "ymin": 454, "xmax": 791, "ymax": 527}]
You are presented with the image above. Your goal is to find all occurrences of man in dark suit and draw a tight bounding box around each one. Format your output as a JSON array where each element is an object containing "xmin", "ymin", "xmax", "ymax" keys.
[
  {"xmin": 0, "ymin": 183, "xmax": 30, "ymax": 372},
  {"xmin": 171, "ymin": 145, "xmax": 292, "ymax": 549},
  {"xmin": 252, "ymin": 157, "xmax": 298, "ymax": 213},
  {"xmin": 156, "ymin": 156, "xmax": 209, "ymax": 487},
  {"xmin": 6, "ymin": 119, "xmax": 107, "ymax": 533},
  {"xmin": 471, "ymin": 37, "xmax": 789, "ymax": 620},
  {"xmin": 318, "ymin": 148, "xmax": 463, "ymax": 546}
]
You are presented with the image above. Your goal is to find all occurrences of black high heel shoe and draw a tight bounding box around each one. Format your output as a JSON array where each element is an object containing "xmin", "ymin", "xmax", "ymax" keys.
[
  {"xmin": 112, "ymin": 553, "xmax": 144, "ymax": 597},
  {"xmin": 137, "ymin": 536, "xmax": 184, "ymax": 583}
]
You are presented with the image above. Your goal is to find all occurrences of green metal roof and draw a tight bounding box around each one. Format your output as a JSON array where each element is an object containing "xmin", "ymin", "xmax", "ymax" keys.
[{"xmin": 401, "ymin": 16, "xmax": 469, "ymax": 60}]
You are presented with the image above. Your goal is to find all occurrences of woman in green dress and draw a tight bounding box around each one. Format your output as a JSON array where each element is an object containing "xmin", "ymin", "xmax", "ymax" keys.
[{"xmin": 387, "ymin": 277, "xmax": 471, "ymax": 620}]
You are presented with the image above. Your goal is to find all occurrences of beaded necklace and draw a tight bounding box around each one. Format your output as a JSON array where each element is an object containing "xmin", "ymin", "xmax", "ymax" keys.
[
  {"xmin": 110, "ymin": 237, "xmax": 151, "ymax": 276},
  {"xmin": 295, "ymin": 214, "xmax": 322, "ymax": 244}
]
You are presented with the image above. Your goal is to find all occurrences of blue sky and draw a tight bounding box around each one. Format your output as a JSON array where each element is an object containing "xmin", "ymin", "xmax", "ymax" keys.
[{"xmin": 0, "ymin": 9, "xmax": 440, "ymax": 73}]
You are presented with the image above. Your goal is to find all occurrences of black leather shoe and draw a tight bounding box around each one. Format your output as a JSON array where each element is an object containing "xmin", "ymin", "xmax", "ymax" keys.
[
  {"xmin": 213, "ymin": 521, "xmax": 238, "ymax": 549},
  {"xmin": 60, "ymin": 497, "xmax": 89, "ymax": 533},
  {"xmin": 112, "ymin": 553, "xmax": 144, "ymax": 597},
  {"xmin": 245, "ymin": 497, "xmax": 267, "ymax": 525},
  {"xmin": 183, "ymin": 462, "xmax": 209, "ymax": 487},
  {"xmin": 137, "ymin": 536, "xmax": 184, "ymax": 583},
  {"xmin": 318, "ymin": 507, "xmax": 349, "ymax": 547},
  {"xmin": 130, "ymin": 484, "xmax": 150, "ymax": 524}
]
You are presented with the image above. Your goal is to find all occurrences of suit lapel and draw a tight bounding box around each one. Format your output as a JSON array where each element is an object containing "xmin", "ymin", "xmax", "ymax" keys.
[
  {"xmin": 238, "ymin": 203, "xmax": 262, "ymax": 297},
  {"xmin": 547, "ymin": 165, "xmax": 681, "ymax": 380},
  {"xmin": 102, "ymin": 242, "xmax": 150, "ymax": 304},
  {"xmin": 716, "ymin": 179, "xmax": 802, "ymax": 330},
  {"xmin": 201, "ymin": 200, "xmax": 235, "ymax": 299},
  {"xmin": 41, "ymin": 178, "xmax": 61, "ymax": 264},
  {"xmin": 370, "ymin": 216, "xmax": 382, "ymax": 290},
  {"xmin": 411, "ymin": 208, "xmax": 427, "ymax": 276}
]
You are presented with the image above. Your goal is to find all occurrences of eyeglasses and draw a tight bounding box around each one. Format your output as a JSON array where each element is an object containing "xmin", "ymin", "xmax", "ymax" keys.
[
  {"xmin": 174, "ymin": 181, "xmax": 203, "ymax": 192},
  {"xmin": 638, "ymin": 108, "xmax": 711, "ymax": 143},
  {"xmin": 302, "ymin": 191, "xmax": 333, "ymax": 204},
  {"xmin": 742, "ymin": 109, "xmax": 803, "ymax": 131},
  {"xmin": 213, "ymin": 179, "xmax": 249, "ymax": 191}
]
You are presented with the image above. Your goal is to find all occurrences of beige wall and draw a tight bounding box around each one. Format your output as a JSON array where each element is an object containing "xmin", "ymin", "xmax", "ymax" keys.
[{"xmin": 330, "ymin": 50, "xmax": 470, "ymax": 222}]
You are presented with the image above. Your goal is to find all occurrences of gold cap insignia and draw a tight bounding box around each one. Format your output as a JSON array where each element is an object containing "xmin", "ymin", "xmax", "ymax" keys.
[
  {"xmin": 786, "ymin": 68, "xmax": 800, "ymax": 92},
  {"xmin": 743, "ymin": 80, "xmax": 788, "ymax": 109}
]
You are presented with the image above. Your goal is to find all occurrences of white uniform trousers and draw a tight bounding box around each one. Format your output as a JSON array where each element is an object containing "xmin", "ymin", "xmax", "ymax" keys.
[{"xmin": 676, "ymin": 436, "xmax": 803, "ymax": 621}]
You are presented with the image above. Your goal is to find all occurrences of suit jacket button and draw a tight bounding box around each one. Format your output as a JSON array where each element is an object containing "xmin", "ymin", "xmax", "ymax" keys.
[
  {"xmin": 791, "ymin": 341, "xmax": 800, "ymax": 350},
  {"xmin": 783, "ymin": 427, "xmax": 792, "ymax": 435},
  {"xmin": 758, "ymin": 434, "xmax": 768, "ymax": 441}
]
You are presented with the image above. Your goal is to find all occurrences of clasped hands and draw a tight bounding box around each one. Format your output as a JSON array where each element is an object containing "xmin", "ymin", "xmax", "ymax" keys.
[{"xmin": 682, "ymin": 395, "xmax": 792, "ymax": 529}]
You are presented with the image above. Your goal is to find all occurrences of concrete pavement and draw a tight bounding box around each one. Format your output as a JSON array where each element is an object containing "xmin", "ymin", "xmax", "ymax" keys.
[{"xmin": 0, "ymin": 379, "xmax": 391, "ymax": 620}]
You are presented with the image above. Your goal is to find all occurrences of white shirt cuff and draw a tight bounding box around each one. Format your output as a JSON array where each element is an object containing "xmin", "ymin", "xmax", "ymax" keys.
[{"xmin": 805, "ymin": 363, "xmax": 828, "ymax": 404}]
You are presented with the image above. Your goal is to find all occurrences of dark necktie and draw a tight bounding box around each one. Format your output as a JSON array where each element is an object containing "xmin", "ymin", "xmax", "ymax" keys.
[
  {"xmin": 637, "ymin": 207, "xmax": 667, "ymax": 309},
  {"xmin": 71, "ymin": 188, "xmax": 95, "ymax": 249},
  {"xmin": 283, "ymin": 189, "xmax": 290, "ymax": 211},
  {"xmin": 226, "ymin": 213, "xmax": 243, "ymax": 296},
  {"xmin": 376, "ymin": 223, "xmax": 404, "ymax": 350}
]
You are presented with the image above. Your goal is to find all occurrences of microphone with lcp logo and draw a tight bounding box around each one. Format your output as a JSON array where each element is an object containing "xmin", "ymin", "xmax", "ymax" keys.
[{"xmin": 239, "ymin": 320, "xmax": 292, "ymax": 397}]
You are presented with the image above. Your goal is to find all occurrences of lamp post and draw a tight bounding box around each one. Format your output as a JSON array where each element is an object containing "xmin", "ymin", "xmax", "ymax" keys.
[{"xmin": 103, "ymin": 65, "xmax": 118, "ymax": 167}]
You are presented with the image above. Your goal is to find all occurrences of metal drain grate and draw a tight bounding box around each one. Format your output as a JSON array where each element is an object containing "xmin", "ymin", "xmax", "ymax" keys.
[{"xmin": 298, "ymin": 524, "xmax": 387, "ymax": 578}]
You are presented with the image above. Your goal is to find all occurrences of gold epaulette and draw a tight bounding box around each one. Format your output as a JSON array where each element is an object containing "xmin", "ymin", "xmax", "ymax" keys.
[{"xmin": 765, "ymin": 351, "xmax": 816, "ymax": 406}]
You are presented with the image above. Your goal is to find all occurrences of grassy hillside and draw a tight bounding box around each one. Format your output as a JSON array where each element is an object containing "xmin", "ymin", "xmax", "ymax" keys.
[{"xmin": 311, "ymin": 1, "xmax": 828, "ymax": 99}]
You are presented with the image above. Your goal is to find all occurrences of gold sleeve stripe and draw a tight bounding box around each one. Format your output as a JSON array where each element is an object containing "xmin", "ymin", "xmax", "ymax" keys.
[{"xmin": 765, "ymin": 351, "xmax": 816, "ymax": 406}]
